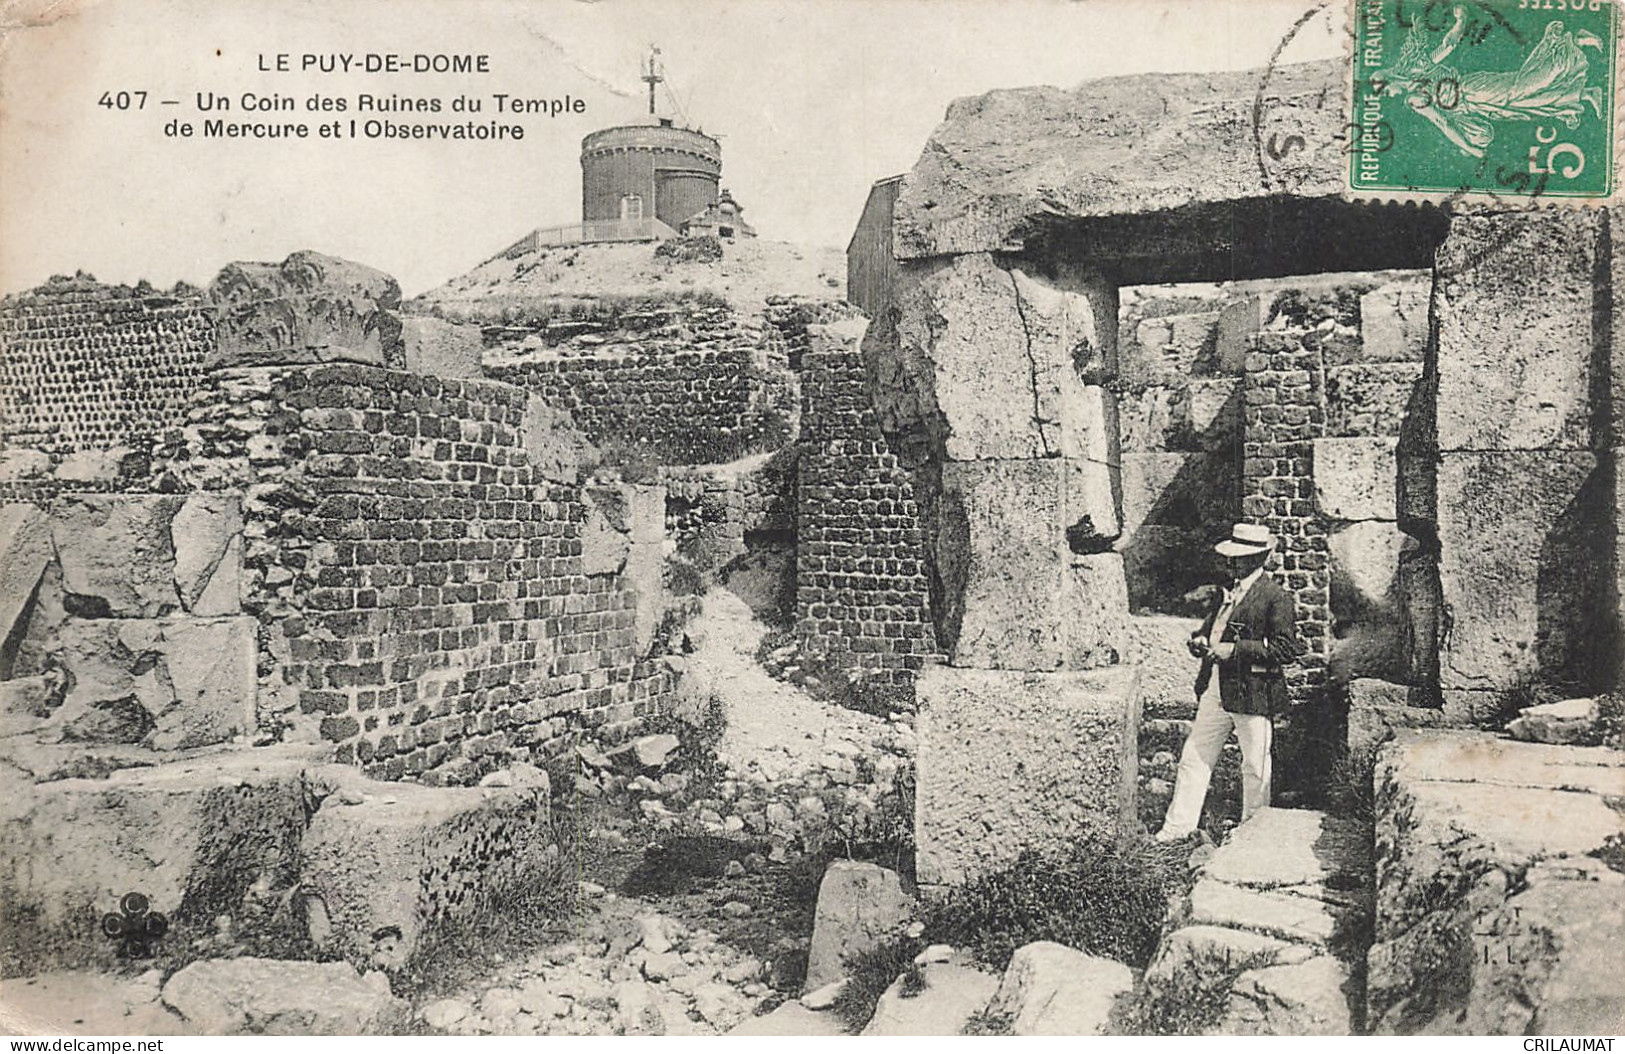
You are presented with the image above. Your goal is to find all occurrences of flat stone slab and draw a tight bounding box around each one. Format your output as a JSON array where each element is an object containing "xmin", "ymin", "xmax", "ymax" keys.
[
  {"xmin": 1368, "ymin": 729, "xmax": 1625, "ymax": 1035},
  {"xmin": 1201, "ymin": 807, "xmax": 1369, "ymax": 890},
  {"xmin": 1189, "ymin": 880, "xmax": 1349, "ymax": 947},
  {"xmin": 728, "ymin": 1002, "xmax": 846, "ymax": 1036},
  {"xmin": 1223, "ymin": 956, "xmax": 1355, "ymax": 1036},
  {"xmin": 1379, "ymin": 729, "xmax": 1625, "ymax": 798},
  {"xmin": 161, "ymin": 957, "xmax": 406, "ymax": 1034},
  {"xmin": 0, "ymin": 970, "xmax": 190, "ymax": 1035},
  {"xmin": 1140, "ymin": 807, "xmax": 1370, "ymax": 1035},
  {"xmin": 862, "ymin": 962, "xmax": 999, "ymax": 1036}
]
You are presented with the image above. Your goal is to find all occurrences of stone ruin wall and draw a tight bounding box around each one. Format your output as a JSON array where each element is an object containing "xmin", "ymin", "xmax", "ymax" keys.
[
  {"xmin": 220, "ymin": 364, "xmax": 676, "ymax": 783},
  {"xmin": 794, "ymin": 320, "xmax": 941, "ymax": 708},
  {"xmin": 481, "ymin": 295, "xmax": 850, "ymax": 468},
  {"xmin": 664, "ymin": 452, "xmax": 796, "ymax": 571},
  {"xmin": 0, "ymin": 260, "xmax": 680, "ymax": 785},
  {"xmin": 0, "ymin": 278, "xmax": 214, "ymax": 484}
]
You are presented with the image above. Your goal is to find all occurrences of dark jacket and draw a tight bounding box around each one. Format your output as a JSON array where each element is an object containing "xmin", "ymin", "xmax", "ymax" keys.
[{"xmin": 1191, "ymin": 573, "xmax": 1304, "ymax": 717}]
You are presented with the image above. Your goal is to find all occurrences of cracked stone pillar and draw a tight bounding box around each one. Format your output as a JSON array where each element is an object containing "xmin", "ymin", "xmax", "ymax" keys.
[
  {"xmin": 1432, "ymin": 211, "xmax": 1611, "ymax": 719},
  {"xmin": 881, "ymin": 252, "xmax": 1140, "ymax": 884},
  {"xmin": 885, "ymin": 253, "xmax": 1128, "ymax": 662}
]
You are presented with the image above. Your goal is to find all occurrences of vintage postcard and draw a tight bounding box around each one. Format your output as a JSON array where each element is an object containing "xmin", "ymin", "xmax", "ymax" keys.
[{"xmin": 0, "ymin": 0, "xmax": 1621, "ymax": 1041}]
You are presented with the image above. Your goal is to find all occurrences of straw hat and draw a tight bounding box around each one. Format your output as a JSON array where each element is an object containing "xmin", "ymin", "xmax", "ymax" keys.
[{"xmin": 1214, "ymin": 522, "xmax": 1277, "ymax": 557}]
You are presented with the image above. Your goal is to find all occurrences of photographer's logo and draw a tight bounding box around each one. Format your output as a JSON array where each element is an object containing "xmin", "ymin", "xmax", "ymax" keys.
[{"xmin": 101, "ymin": 891, "xmax": 168, "ymax": 959}]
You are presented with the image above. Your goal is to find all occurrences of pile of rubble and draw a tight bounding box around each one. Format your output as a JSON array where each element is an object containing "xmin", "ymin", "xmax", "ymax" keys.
[
  {"xmin": 416, "ymin": 895, "xmax": 771, "ymax": 1036},
  {"xmin": 573, "ymin": 713, "xmax": 913, "ymax": 863}
]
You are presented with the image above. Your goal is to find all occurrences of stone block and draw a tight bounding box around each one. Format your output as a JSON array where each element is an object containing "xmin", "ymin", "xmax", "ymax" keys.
[
  {"xmin": 520, "ymin": 394, "xmax": 594, "ymax": 484},
  {"xmin": 893, "ymin": 62, "xmax": 1348, "ymax": 259},
  {"xmin": 170, "ymin": 493, "xmax": 242, "ymax": 616},
  {"xmin": 1326, "ymin": 363, "xmax": 1424, "ymax": 438},
  {"xmin": 1119, "ymin": 451, "xmax": 1237, "ymax": 534},
  {"xmin": 0, "ymin": 504, "xmax": 51, "ymax": 650},
  {"xmin": 1222, "ymin": 956, "xmax": 1355, "ymax": 1035},
  {"xmin": 1504, "ymin": 697, "xmax": 1601, "ymax": 745},
  {"xmin": 54, "ymin": 449, "xmax": 129, "ymax": 484},
  {"xmin": 1124, "ymin": 311, "xmax": 1220, "ymax": 386},
  {"xmin": 862, "ymin": 962, "xmax": 1000, "ymax": 1036},
  {"xmin": 885, "ymin": 255, "xmax": 1109, "ymax": 461},
  {"xmin": 1216, "ymin": 295, "xmax": 1268, "ymax": 373},
  {"xmin": 1118, "ymin": 386, "xmax": 1184, "ymax": 453},
  {"xmin": 1435, "ymin": 211, "xmax": 1603, "ymax": 451},
  {"xmin": 300, "ymin": 774, "xmax": 560, "ymax": 974},
  {"xmin": 1202, "ymin": 807, "xmax": 1369, "ymax": 889},
  {"xmin": 1314, "ymin": 437, "xmax": 1397, "ymax": 521},
  {"xmin": 1190, "ymin": 377, "xmax": 1242, "ymax": 443},
  {"xmin": 1062, "ymin": 553, "xmax": 1129, "ymax": 669},
  {"xmin": 161, "ymin": 957, "xmax": 407, "ymax": 1035},
  {"xmin": 987, "ymin": 941, "xmax": 1133, "ymax": 1035},
  {"xmin": 0, "ymin": 449, "xmax": 51, "ymax": 482},
  {"xmin": 400, "ymin": 316, "xmax": 484, "ymax": 379},
  {"xmin": 916, "ymin": 664, "xmax": 1139, "ymax": 886},
  {"xmin": 208, "ymin": 251, "xmax": 404, "ymax": 368},
  {"xmin": 1011, "ymin": 269, "xmax": 1116, "ymax": 462},
  {"xmin": 1436, "ymin": 451, "xmax": 1605, "ymax": 692},
  {"xmin": 581, "ymin": 484, "xmax": 633, "ymax": 576},
  {"xmin": 0, "ymin": 749, "xmax": 316, "ymax": 971},
  {"xmin": 1064, "ymin": 456, "xmax": 1120, "ymax": 543},
  {"xmin": 1346, "ymin": 677, "xmax": 1441, "ymax": 757},
  {"xmin": 1367, "ymin": 730, "xmax": 1625, "ymax": 1034},
  {"xmin": 1141, "ymin": 925, "xmax": 1308, "ymax": 1017},
  {"xmin": 1358, "ymin": 281, "xmax": 1429, "ymax": 362},
  {"xmin": 1126, "ymin": 614, "xmax": 1203, "ymax": 716},
  {"xmin": 53, "ymin": 494, "xmax": 186, "ymax": 618},
  {"xmin": 1328, "ymin": 521, "xmax": 1409, "ymax": 683},
  {"xmin": 1329, "ymin": 520, "xmax": 1405, "ymax": 607},
  {"xmin": 804, "ymin": 861, "xmax": 914, "ymax": 992},
  {"xmin": 938, "ymin": 459, "xmax": 1066, "ymax": 670},
  {"xmin": 47, "ymin": 616, "xmax": 257, "ymax": 750},
  {"xmin": 0, "ymin": 969, "xmax": 188, "ymax": 1034}
]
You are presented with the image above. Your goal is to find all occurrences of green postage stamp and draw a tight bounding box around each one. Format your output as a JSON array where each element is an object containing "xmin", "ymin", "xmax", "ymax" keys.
[{"xmin": 1350, "ymin": 0, "xmax": 1620, "ymax": 202}]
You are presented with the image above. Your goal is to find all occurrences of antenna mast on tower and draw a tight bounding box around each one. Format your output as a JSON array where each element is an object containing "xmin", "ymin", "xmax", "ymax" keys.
[{"xmin": 642, "ymin": 45, "xmax": 663, "ymax": 117}]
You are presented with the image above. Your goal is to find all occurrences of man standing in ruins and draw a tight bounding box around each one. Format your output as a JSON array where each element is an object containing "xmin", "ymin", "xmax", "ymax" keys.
[{"xmin": 1155, "ymin": 522, "xmax": 1304, "ymax": 843}]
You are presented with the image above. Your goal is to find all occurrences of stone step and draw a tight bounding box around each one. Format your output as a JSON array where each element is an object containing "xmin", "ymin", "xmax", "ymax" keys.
[
  {"xmin": 1138, "ymin": 807, "xmax": 1371, "ymax": 1035},
  {"xmin": 1366, "ymin": 730, "xmax": 1625, "ymax": 1035}
]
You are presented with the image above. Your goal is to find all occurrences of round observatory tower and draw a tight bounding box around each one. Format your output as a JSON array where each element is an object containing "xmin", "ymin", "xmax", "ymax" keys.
[{"xmin": 580, "ymin": 120, "xmax": 721, "ymax": 231}]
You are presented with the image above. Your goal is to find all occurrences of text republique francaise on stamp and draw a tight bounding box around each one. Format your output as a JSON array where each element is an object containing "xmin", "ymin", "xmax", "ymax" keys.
[{"xmin": 1350, "ymin": 0, "xmax": 1620, "ymax": 203}]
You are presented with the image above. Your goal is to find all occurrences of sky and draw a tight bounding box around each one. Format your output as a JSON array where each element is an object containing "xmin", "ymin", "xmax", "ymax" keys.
[{"xmin": 0, "ymin": 0, "xmax": 1344, "ymax": 297}]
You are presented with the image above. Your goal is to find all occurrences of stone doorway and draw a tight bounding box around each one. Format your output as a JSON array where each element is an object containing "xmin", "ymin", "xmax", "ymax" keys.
[{"xmin": 868, "ymin": 199, "xmax": 1462, "ymax": 879}]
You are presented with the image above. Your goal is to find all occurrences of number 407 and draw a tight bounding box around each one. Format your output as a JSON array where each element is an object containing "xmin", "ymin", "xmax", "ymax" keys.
[{"xmin": 98, "ymin": 91, "xmax": 147, "ymax": 110}]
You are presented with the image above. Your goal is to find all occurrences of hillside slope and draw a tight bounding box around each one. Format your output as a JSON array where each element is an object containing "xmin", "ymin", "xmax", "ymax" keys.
[{"xmin": 409, "ymin": 238, "xmax": 845, "ymax": 323}]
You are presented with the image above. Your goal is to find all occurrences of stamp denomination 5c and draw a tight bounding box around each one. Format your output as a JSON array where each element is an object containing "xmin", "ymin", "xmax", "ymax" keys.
[{"xmin": 1349, "ymin": 0, "xmax": 1619, "ymax": 202}]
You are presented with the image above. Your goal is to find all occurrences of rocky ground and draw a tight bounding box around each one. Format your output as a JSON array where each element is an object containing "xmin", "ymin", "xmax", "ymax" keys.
[
  {"xmin": 390, "ymin": 584, "xmax": 916, "ymax": 1036},
  {"xmin": 0, "ymin": 581, "xmax": 914, "ymax": 1037}
]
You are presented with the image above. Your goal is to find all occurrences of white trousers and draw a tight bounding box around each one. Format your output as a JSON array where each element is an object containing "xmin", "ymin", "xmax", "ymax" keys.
[{"xmin": 1158, "ymin": 686, "xmax": 1273, "ymax": 836}]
